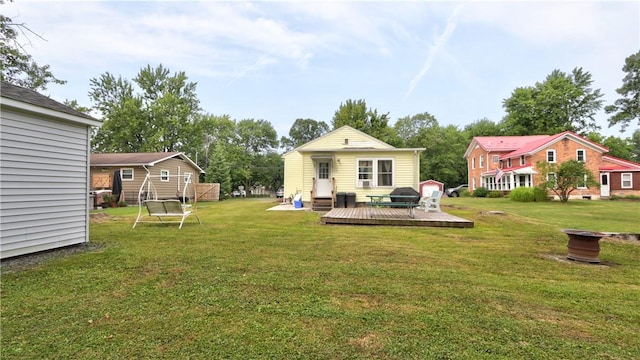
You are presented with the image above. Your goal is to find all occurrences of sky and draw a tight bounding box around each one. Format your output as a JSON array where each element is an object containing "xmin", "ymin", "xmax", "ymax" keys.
[{"xmin": 5, "ymin": 1, "xmax": 639, "ymax": 139}]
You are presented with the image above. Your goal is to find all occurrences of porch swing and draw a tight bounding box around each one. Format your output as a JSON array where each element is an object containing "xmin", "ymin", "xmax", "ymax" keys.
[{"xmin": 132, "ymin": 173, "xmax": 201, "ymax": 229}]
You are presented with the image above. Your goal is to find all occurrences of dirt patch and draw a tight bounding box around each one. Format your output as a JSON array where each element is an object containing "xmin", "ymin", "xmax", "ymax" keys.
[
  {"xmin": 0, "ymin": 242, "xmax": 104, "ymax": 273},
  {"xmin": 539, "ymin": 254, "xmax": 617, "ymax": 267},
  {"xmin": 604, "ymin": 233, "xmax": 640, "ymax": 245},
  {"xmin": 90, "ymin": 212, "xmax": 111, "ymax": 223}
]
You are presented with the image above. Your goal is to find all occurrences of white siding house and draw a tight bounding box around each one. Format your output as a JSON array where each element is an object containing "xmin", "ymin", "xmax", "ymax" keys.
[{"xmin": 0, "ymin": 81, "xmax": 102, "ymax": 259}]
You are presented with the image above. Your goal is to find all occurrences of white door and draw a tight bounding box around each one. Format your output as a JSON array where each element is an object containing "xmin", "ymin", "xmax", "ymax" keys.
[
  {"xmin": 316, "ymin": 161, "xmax": 332, "ymax": 197},
  {"xmin": 600, "ymin": 173, "xmax": 610, "ymax": 197}
]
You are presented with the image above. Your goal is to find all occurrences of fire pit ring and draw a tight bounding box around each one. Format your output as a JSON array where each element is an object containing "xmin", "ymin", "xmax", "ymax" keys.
[{"xmin": 562, "ymin": 229, "xmax": 610, "ymax": 263}]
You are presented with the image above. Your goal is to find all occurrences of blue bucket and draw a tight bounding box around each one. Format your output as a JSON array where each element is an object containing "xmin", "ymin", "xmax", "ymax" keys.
[{"xmin": 294, "ymin": 200, "xmax": 303, "ymax": 208}]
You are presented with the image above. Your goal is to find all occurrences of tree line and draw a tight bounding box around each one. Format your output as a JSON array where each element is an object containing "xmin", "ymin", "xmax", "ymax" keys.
[{"xmin": 2, "ymin": 11, "xmax": 639, "ymax": 195}]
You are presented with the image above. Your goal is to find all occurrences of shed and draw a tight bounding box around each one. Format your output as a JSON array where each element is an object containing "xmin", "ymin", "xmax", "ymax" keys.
[
  {"xmin": 90, "ymin": 152, "xmax": 206, "ymax": 205},
  {"xmin": 419, "ymin": 180, "xmax": 444, "ymax": 197},
  {"xmin": 0, "ymin": 81, "xmax": 101, "ymax": 259}
]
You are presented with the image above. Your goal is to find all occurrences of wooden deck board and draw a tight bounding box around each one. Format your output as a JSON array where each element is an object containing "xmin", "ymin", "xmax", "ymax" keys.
[{"xmin": 320, "ymin": 207, "xmax": 473, "ymax": 228}]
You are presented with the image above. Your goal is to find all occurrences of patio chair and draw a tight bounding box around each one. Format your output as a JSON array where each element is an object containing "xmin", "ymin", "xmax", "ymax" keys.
[{"xmin": 419, "ymin": 190, "xmax": 442, "ymax": 213}]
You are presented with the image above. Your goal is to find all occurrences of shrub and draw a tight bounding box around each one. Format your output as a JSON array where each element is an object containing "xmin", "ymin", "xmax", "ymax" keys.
[
  {"xmin": 533, "ymin": 186, "xmax": 549, "ymax": 202},
  {"xmin": 487, "ymin": 191, "xmax": 503, "ymax": 198},
  {"xmin": 472, "ymin": 187, "xmax": 489, "ymax": 198},
  {"xmin": 509, "ymin": 187, "xmax": 535, "ymax": 202},
  {"xmin": 459, "ymin": 188, "xmax": 471, "ymax": 197}
]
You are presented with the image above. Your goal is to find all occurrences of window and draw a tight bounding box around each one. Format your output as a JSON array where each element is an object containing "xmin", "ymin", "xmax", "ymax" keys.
[
  {"xmin": 520, "ymin": 156, "xmax": 525, "ymax": 165},
  {"xmin": 377, "ymin": 160, "xmax": 393, "ymax": 186},
  {"xmin": 547, "ymin": 150, "xmax": 556, "ymax": 163},
  {"xmin": 479, "ymin": 155, "xmax": 484, "ymax": 168},
  {"xmin": 471, "ymin": 157, "xmax": 475, "ymax": 169},
  {"xmin": 121, "ymin": 168, "xmax": 133, "ymax": 181},
  {"xmin": 318, "ymin": 163, "xmax": 329, "ymax": 180},
  {"xmin": 547, "ymin": 172, "xmax": 557, "ymax": 188},
  {"xmin": 577, "ymin": 174, "xmax": 588, "ymax": 189},
  {"xmin": 576, "ymin": 149, "xmax": 586, "ymax": 162},
  {"xmin": 492, "ymin": 155, "xmax": 499, "ymax": 164},
  {"xmin": 507, "ymin": 158, "xmax": 512, "ymax": 167},
  {"xmin": 357, "ymin": 159, "xmax": 393, "ymax": 187},
  {"xmin": 160, "ymin": 170, "xmax": 170, "ymax": 182},
  {"xmin": 622, "ymin": 173, "xmax": 632, "ymax": 188},
  {"xmin": 358, "ymin": 160, "xmax": 373, "ymax": 186},
  {"xmin": 184, "ymin": 172, "xmax": 193, "ymax": 184}
]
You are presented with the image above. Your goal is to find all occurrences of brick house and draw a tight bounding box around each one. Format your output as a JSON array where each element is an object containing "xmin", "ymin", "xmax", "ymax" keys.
[{"xmin": 463, "ymin": 131, "xmax": 640, "ymax": 199}]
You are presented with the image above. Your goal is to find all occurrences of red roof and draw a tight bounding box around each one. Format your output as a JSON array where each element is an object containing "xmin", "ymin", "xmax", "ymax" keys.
[
  {"xmin": 473, "ymin": 135, "xmax": 549, "ymax": 152},
  {"xmin": 600, "ymin": 155, "xmax": 640, "ymax": 171}
]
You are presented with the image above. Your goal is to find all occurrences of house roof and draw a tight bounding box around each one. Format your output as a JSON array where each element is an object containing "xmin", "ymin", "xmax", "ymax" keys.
[
  {"xmin": 464, "ymin": 131, "xmax": 609, "ymax": 159},
  {"xmin": 284, "ymin": 125, "xmax": 425, "ymax": 156},
  {"xmin": 1, "ymin": 81, "xmax": 100, "ymax": 126},
  {"xmin": 91, "ymin": 152, "xmax": 205, "ymax": 173},
  {"xmin": 600, "ymin": 155, "xmax": 640, "ymax": 172},
  {"xmin": 502, "ymin": 131, "xmax": 608, "ymax": 159}
]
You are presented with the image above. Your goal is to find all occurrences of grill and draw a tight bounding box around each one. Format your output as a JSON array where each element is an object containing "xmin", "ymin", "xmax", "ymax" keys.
[{"xmin": 389, "ymin": 187, "xmax": 420, "ymax": 203}]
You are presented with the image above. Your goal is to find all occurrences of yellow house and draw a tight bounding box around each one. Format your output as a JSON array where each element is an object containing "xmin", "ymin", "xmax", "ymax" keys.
[{"xmin": 282, "ymin": 126, "xmax": 425, "ymax": 210}]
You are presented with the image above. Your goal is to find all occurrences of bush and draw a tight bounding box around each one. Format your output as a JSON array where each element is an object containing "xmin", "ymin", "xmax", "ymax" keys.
[
  {"xmin": 509, "ymin": 187, "xmax": 535, "ymax": 202},
  {"xmin": 487, "ymin": 191, "xmax": 503, "ymax": 198},
  {"xmin": 459, "ymin": 188, "xmax": 471, "ymax": 197},
  {"xmin": 472, "ymin": 187, "xmax": 489, "ymax": 198},
  {"xmin": 533, "ymin": 186, "xmax": 549, "ymax": 202},
  {"xmin": 611, "ymin": 194, "xmax": 640, "ymax": 201}
]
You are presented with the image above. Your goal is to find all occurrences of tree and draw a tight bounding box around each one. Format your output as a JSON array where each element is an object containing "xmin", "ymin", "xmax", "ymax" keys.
[
  {"xmin": 63, "ymin": 99, "xmax": 92, "ymax": 114},
  {"xmin": 192, "ymin": 113, "xmax": 236, "ymax": 171},
  {"xmin": 606, "ymin": 50, "xmax": 640, "ymax": 132},
  {"xmin": 229, "ymin": 119, "xmax": 279, "ymax": 191},
  {"xmin": 463, "ymin": 117, "xmax": 504, "ymax": 137},
  {"xmin": 393, "ymin": 114, "xmax": 467, "ymax": 187},
  {"xmin": 89, "ymin": 73, "xmax": 146, "ymax": 152},
  {"xmin": 280, "ymin": 118, "xmax": 329, "ymax": 150},
  {"xmin": 632, "ymin": 129, "xmax": 640, "ymax": 163},
  {"xmin": 0, "ymin": 10, "xmax": 65, "ymax": 91},
  {"xmin": 501, "ymin": 68, "xmax": 604, "ymax": 136},
  {"xmin": 419, "ymin": 125, "xmax": 468, "ymax": 188},
  {"xmin": 602, "ymin": 136, "xmax": 634, "ymax": 161},
  {"xmin": 536, "ymin": 159, "xmax": 598, "ymax": 202},
  {"xmin": 205, "ymin": 143, "xmax": 232, "ymax": 198},
  {"xmin": 587, "ymin": 132, "xmax": 636, "ymax": 162},
  {"xmin": 89, "ymin": 64, "xmax": 200, "ymax": 153},
  {"xmin": 332, "ymin": 99, "xmax": 400, "ymax": 145},
  {"xmin": 394, "ymin": 112, "xmax": 438, "ymax": 142}
]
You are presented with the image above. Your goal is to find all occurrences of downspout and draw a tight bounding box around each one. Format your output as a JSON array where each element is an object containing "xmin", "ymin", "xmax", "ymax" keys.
[{"xmin": 177, "ymin": 166, "xmax": 181, "ymax": 193}]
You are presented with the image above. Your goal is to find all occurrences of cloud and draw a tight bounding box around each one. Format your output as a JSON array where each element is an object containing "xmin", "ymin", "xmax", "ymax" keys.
[{"xmin": 406, "ymin": 4, "xmax": 463, "ymax": 98}]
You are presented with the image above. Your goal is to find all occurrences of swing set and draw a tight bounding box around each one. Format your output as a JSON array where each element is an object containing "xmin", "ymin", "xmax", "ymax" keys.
[{"xmin": 132, "ymin": 173, "xmax": 201, "ymax": 229}]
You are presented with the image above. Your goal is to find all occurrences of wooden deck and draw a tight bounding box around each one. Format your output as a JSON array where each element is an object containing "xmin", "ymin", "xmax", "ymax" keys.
[{"xmin": 320, "ymin": 207, "xmax": 474, "ymax": 228}]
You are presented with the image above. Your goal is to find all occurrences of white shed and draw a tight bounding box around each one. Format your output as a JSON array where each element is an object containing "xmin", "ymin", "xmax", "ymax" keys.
[{"xmin": 0, "ymin": 81, "xmax": 102, "ymax": 259}]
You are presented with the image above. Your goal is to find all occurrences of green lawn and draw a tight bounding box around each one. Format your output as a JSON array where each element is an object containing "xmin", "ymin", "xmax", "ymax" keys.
[{"xmin": 2, "ymin": 198, "xmax": 639, "ymax": 359}]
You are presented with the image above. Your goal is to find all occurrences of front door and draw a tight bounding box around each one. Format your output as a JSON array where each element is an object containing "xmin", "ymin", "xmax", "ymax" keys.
[
  {"xmin": 600, "ymin": 173, "xmax": 610, "ymax": 197},
  {"xmin": 316, "ymin": 161, "xmax": 332, "ymax": 197}
]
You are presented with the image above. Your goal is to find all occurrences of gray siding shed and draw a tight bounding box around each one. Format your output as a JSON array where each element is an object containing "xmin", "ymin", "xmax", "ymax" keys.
[{"xmin": 1, "ymin": 82, "xmax": 101, "ymax": 259}]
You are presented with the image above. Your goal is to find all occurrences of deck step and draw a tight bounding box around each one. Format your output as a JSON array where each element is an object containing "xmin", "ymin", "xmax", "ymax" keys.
[{"xmin": 312, "ymin": 197, "xmax": 333, "ymax": 211}]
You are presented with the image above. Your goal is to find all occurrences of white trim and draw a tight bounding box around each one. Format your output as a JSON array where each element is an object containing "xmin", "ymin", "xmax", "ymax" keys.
[
  {"xmin": 1, "ymin": 97, "xmax": 102, "ymax": 127},
  {"xmin": 121, "ymin": 168, "xmax": 134, "ymax": 181},
  {"xmin": 621, "ymin": 173, "xmax": 632, "ymax": 189},
  {"xmin": 160, "ymin": 169, "xmax": 170, "ymax": 182},
  {"xmin": 547, "ymin": 149, "xmax": 556, "ymax": 163},
  {"xmin": 356, "ymin": 157, "xmax": 395, "ymax": 188},
  {"xmin": 576, "ymin": 149, "xmax": 586, "ymax": 163}
]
